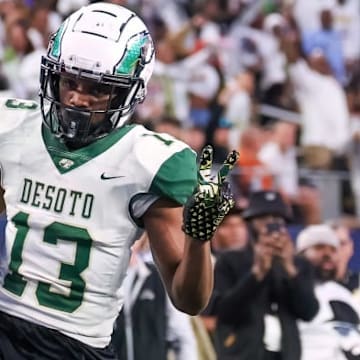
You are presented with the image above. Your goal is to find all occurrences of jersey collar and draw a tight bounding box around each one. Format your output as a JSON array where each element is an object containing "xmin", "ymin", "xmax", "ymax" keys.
[{"xmin": 41, "ymin": 123, "xmax": 135, "ymax": 174}]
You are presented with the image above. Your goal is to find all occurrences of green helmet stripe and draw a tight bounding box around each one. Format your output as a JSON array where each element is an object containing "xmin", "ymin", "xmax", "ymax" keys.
[
  {"xmin": 115, "ymin": 36, "xmax": 146, "ymax": 75},
  {"xmin": 50, "ymin": 22, "xmax": 67, "ymax": 59}
]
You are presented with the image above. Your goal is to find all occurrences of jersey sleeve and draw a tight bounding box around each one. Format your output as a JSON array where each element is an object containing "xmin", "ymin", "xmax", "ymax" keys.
[
  {"xmin": 131, "ymin": 128, "xmax": 198, "ymax": 207},
  {"xmin": 149, "ymin": 146, "xmax": 198, "ymax": 205},
  {"xmin": 0, "ymin": 98, "xmax": 38, "ymax": 135}
]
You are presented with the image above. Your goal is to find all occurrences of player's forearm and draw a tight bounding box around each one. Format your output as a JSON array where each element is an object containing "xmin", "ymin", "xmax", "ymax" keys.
[{"xmin": 171, "ymin": 237, "xmax": 213, "ymax": 315}]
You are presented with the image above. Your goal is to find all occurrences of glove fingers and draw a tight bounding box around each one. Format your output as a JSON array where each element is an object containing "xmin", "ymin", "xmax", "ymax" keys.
[
  {"xmin": 220, "ymin": 181, "xmax": 233, "ymax": 201},
  {"xmin": 217, "ymin": 182, "xmax": 235, "ymax": 213},
  {"xmin": 217, "ymin": 150, "xmax": 239, "ymax": 184},
  {"xmin": 198, "ymin": 145, "xmax": 214, "ymax": 181},
  {"xmin": 183, "ymin": 148, "xmax": 238, "ymax": 242},
  {"xmin": 217, "ymin": 197, "xmax": 235, "ymax": 213},
  {"xmin": 214, "ymin": 198, "xmax": 235, "ymax": 226},
  {"xmin": 195, "ymin": 184, "xmax": 217, "ymax": 208}
]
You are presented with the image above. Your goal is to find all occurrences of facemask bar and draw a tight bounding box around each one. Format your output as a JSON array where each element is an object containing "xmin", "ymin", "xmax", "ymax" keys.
[{"xmin": 40, "ymin": 56, "xmax": 146, "ymax": 147}]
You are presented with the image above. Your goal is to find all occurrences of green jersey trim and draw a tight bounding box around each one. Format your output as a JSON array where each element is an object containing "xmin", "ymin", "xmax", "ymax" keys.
[
  {"xmin": 149, "ymin": 148, "xmax": 197, "ymax": 205},
  {"xmin": 5, "ymin": 99, "xmax": 38, "ymax": 110},
  {"xmin": 41, "ymin": 124, "xmax": 136, "ymax": 174}
]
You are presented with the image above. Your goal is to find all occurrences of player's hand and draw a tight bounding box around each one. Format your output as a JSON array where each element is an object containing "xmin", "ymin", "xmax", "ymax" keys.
[{"xmin": 183, "ymin": 145, "xmax": 239, "ymax": 242}]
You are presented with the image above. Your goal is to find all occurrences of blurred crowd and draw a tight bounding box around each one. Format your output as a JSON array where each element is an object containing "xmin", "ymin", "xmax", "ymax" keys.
[
  {"xmin": 203, "ymin": 190, "xmax": 360, "ymax": 360},
  {"xmin": 0, "ymin": 0, "xmax": 360, "ymax": 359}
]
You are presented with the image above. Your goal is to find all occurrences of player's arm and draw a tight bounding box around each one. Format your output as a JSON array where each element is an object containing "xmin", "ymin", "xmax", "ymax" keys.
[
  {"xmin": 0, "ymin": 186, "xmax": 5, "ymax": 214},
  {"xmin": 144, "ymin": 146, "xmax": 238, "ymax": 315},
  {"xmin": 144, "ymin": 199, "xmax": 213, "ymax": 315}
]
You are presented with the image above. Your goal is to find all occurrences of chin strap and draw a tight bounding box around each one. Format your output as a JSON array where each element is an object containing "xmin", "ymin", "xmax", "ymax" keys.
[{"xmin": 183, "ymin": 145, "xmax": 239, "ymax": 242}]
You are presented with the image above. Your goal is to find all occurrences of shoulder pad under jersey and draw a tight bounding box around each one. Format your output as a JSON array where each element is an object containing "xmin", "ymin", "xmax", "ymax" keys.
[
  {"xmin": 133, "ymin": 128, "xmax": 198, "ymax": 205},
  {"xmin": 0, "ymin": 97, "xmax": 39, "ymax": 136}
]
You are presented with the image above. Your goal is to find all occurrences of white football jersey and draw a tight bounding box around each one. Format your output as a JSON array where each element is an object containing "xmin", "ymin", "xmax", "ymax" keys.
[{"xmin": 0, "ymin": 98, "xmax": 197, "ymax": 347}]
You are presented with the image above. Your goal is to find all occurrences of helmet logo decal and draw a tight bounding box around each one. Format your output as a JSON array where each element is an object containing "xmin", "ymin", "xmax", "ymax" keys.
[{"xmin": 115, "ymin": 33, "xmax": 152, "ymax": 75}]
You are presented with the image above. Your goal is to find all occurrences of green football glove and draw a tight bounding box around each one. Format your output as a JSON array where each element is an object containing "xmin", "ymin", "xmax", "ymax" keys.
[{"xmin": 183, "ymin": 145, "xmax": 239, "ymax": 242}]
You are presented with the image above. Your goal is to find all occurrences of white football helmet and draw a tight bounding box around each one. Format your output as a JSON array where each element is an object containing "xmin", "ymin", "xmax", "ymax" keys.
[{"xmin": 40, "ymin": 2, "xmax": 155, "ymax": 148}]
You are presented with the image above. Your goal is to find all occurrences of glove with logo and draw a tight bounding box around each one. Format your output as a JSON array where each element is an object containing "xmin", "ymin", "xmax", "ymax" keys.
[{"xmin": 183, "ymin": 145, "xmax": 239, "ymax": 242}]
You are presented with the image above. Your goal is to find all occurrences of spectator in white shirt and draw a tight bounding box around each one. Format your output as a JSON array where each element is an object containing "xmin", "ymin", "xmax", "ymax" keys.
[
  {"xmin": 282, "ymin": 35, "xmax": 350, "ymax": 170},
  {"xmin": 218, "ymin": 70, "xmax": 254, "ymax": 150},
  {"xmin": 258, "ymin": 120, "xmax": 321, "ymax": 225}
]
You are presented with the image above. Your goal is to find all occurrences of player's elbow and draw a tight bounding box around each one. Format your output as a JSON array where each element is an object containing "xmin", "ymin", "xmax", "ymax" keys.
[
  {"xmin": 172, "ymin": 295, "xmax": 210, "ymax": 316},
  {"xmin": 176, "ymin": 304, "xmax": 205, "ymax": 316}
]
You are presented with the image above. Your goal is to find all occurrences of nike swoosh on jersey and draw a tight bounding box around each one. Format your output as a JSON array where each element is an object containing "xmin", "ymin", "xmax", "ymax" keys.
[{"xmin": 100, "ymin": 173, "xmax": 125, "ymax": 180}]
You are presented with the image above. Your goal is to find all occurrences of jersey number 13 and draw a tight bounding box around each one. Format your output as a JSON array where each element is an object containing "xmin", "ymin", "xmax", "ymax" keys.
[{"xmin": 3, "ymin": 211, "xmax": 92, "ymax": 313}]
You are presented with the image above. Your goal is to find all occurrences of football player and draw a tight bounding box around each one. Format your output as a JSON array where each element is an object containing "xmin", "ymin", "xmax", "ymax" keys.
[{"xmin": 0, "ymin": 2, "xmax": 238, "ymax": 359}]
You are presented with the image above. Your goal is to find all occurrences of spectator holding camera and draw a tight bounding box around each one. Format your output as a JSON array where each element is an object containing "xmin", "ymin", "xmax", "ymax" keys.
[{"xmin": 206, "ymin": 190, "xmax": 319, "ymax": 360}]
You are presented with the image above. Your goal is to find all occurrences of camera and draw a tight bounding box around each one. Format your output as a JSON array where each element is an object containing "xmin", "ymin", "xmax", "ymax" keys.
[{"xmin": 266, "ymin": 222, "xmax": 283, "ymax": 234}]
